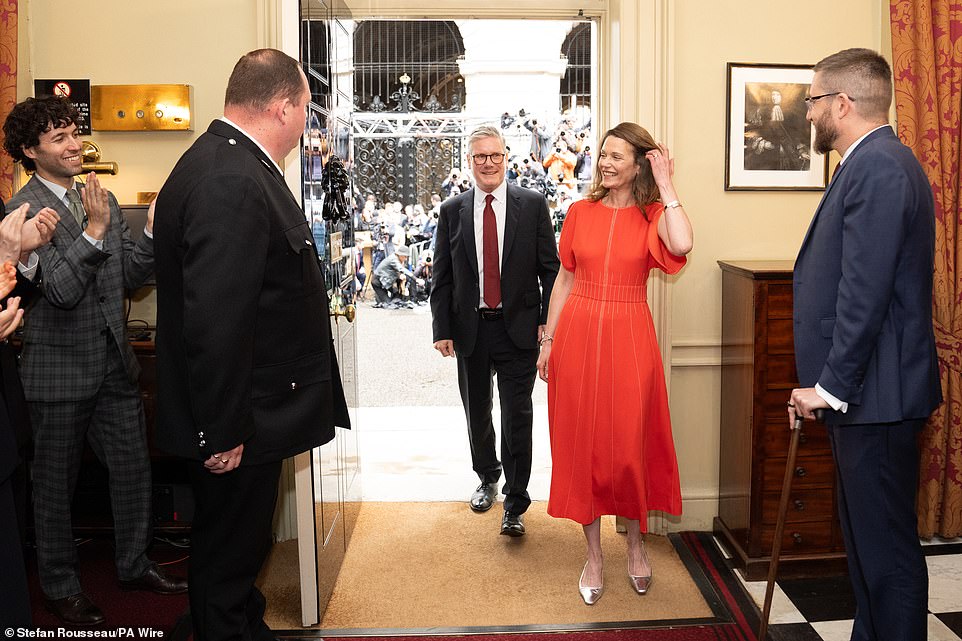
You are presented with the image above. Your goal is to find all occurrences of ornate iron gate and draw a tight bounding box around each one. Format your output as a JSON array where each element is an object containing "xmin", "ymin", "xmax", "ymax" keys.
[{"xmin": 353, "ymin": 113, "xmax": 466, "ymax": 207}]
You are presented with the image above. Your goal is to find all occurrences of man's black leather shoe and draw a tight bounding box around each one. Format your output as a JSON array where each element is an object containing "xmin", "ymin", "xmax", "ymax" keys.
[
  {"xmin": 119, "ymin": 563, "xmax": 188, "ymax": 595},
  {"xmin": 45, "ymin": 592, "xmax": 105, "ymax": 626},
  {"xmin": 470, "ymin": 482, "xmax": 498, "ymax": 512},
  {"xmin": 500, "ymin": 511, "xmax": 525, "ymax": 537}
]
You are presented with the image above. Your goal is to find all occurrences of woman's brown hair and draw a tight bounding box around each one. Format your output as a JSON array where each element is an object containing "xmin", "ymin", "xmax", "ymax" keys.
[{"xmin": 585, "ymin": 122, "xmax": 661, "ymax": 210}]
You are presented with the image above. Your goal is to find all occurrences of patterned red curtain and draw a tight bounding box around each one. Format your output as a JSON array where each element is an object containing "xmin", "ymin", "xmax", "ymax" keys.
[
  {"xmin": 891, "ymin": 0, "xmax": 962, "ymax": 538},
  {"xmin": 0, "ymin": 1, "xmax": 17, "ymax": 200}
]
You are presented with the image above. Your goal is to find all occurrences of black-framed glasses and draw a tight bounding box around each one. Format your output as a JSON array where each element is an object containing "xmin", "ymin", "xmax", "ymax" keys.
[
  {"xmin": 804, "ymin": 92, "xmax": 851, "ymax": 109},
  {"xmin": 471, "ymin": 152, "xmax": 505, "ymax": 165}
]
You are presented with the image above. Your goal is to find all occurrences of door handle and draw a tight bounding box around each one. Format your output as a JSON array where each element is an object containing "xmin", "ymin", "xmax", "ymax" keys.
[{"xmin": 331, "ymin": 304, "xmax": 356, "ymax": 322}]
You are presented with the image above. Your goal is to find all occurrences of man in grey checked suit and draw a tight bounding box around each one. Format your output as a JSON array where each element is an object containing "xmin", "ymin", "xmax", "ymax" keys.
[{"xmin": 2, "ymin": 96, "xmax": 186, "ymax": 626}]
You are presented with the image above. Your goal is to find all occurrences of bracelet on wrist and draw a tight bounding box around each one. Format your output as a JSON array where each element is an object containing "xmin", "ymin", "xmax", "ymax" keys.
[
  {"xmin": 664, "ymin": 200, "xmax": 682, "ymax": 209},
  {"xmin": 539, "ymin": 334, "xmax": 554, "ymax": 346}
]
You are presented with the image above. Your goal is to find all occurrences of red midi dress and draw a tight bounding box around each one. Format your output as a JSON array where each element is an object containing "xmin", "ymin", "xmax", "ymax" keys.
[{"xmin": 546, "ymin": 199, "xmax": 686, "ymax": 529}]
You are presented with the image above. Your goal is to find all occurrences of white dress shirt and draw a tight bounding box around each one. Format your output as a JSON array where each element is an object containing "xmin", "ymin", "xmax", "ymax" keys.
[{"xmin": 473, "ymin": 180, "xmax": 507, "ymax": 309}]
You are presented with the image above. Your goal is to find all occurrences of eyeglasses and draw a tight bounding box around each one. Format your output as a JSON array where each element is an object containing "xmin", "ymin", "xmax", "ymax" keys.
[
  {"xmin": 471, "ymin": 153, "xmax": 505, "ymax": 165},
  {"xmin": 804, "ymin": 92, "xmax": 851, "ymax": 109}
]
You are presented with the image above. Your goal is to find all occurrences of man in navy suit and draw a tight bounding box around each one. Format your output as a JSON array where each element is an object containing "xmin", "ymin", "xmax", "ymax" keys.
[
  {"xmin": 789, "ymin": 48, "xmax": 942, "ymax": 641},
  {"xmin": 431, "ymin": 126, "xmax": 559, "ymax": 536}
]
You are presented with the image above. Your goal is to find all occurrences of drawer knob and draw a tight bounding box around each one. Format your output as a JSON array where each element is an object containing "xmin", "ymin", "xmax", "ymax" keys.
[
  {"xmin": 794, "ymin": 466, "xmax": 807, "ymax": 478},
  {"xmin": 793, "ymin": 499, "xmax": 805, "ymax": 511},
  {"xmin": 792, "ymin": 532, "xmax": 803, "ymax": 545},
  {"xmin": 799, "ymin": 431, "xmax": 808, "ymax": 445}
]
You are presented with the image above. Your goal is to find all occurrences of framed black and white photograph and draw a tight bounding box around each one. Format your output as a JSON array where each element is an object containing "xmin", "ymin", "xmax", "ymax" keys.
[{"xmin": 725, "ymin": 62, "xmax": 829, "ymax": 191}]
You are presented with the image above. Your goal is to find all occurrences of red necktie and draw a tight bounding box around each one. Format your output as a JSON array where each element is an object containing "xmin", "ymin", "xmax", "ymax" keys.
[{"xmin": 482, "ymin": 194, "xmax": 501, "ymax": 308}]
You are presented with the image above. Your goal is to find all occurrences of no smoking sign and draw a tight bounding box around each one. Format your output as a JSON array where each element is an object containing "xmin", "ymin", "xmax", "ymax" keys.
[{"xmin": 34, "ymin": 78, "xmax": 91, "ymax": 135}]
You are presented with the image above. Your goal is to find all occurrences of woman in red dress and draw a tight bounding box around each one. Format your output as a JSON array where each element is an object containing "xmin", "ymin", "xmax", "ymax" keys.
[{"xmin": 536, "ymin": 122, "xmax": 693, "ymax": 605}]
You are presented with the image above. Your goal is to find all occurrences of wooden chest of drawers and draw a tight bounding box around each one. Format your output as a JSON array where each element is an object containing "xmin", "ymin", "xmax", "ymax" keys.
[{"xmin": 714, "ymin": 260, "xmax": 846, "ymax": 580}]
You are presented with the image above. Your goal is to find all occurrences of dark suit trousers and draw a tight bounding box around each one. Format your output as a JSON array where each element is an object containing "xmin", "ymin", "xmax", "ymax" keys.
[
  {"xmin": 372, "ymin": 280, "xmax": 393, "ymax": 305},
  {"xmin": 827, "ymin": 419, "xmax": 927, "ymax": 641},
  {"xmin": 30, "ymin": 343, "xmax": 152, "ymax": 599},
  {"xmin": 187, "ymin": 459, "xmax": 281, "ymax": 641},
  {"xmin": 0, "ymin": 476, "xmax": 31, "ymax": 626},
  {"xmin": 456, "ymin": 314, "xmax": 536, "ymax": 514}
]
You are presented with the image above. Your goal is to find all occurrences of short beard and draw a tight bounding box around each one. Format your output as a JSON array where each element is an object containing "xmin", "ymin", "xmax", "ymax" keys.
[{"xmin": 813, "ymin": 111, "xmax": 837, "ymax": 155}]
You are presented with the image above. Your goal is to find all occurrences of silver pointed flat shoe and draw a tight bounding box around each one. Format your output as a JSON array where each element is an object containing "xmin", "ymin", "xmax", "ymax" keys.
[
  {"xmin": 579, "ymin": 561, "xmax": 604, "ymax": 605},
  {"xmin": 628, "ymin": 544, "xmax": 652, "ymax": 594},
  {"xmin": 628, "ymin": 570, "xmax": 652, "ymax": 594}
]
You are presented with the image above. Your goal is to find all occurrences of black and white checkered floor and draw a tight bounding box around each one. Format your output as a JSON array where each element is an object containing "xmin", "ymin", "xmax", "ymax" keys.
[{"xmin": 713, "ymin": 535, "xmax": 962, "ymax": 640}]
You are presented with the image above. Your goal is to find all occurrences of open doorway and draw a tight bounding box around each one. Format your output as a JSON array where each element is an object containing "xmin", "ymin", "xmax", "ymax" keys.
[
  {"xmin": 351, "ymin": 16, "xmax": 597, "ymax": 502},
  {"xmin": 276, "ymin": 6, "xmax": 607, "ymax": 630}
]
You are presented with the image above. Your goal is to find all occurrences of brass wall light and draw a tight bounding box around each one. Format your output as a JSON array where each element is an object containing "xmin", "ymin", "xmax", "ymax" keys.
[{"xmin": 81, "ymin": 141, "xmax": 119, "ymax": 175}]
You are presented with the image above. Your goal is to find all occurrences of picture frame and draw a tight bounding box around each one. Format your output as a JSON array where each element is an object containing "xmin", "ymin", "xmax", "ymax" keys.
[{"xmin": 725, "ymin": 62, "xmax": 829, "ymax": 191}]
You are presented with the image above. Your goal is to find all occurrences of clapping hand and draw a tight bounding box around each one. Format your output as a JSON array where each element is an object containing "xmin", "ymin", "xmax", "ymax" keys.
[
  {"xmin": 0, "ymin": 204, "xmax": 28, "ymax": 264},
  {"xmin": 80, "ymin": 172, "xmax": 110, "ymax": 239},
  {"xmin": 146, "ymin": 198, "xmax": 156, "ymax": 234},
  {"xmin": 1, "ymin": 203, "xmax": 62, "ymax": 266},
  {"xmin": 0, "ymin": 260, "xmax": 17, "ymax": 299},
  {"xmin": 0, "ymin": 296, "xmax": 23, "ymax": 342},
  {"xmin": 21, "ymin": 206, "xmax": 60, "ymax": 258},
  {"xmin": 0, "ymin": 259, "xmax": 23, "ymax": 342}
]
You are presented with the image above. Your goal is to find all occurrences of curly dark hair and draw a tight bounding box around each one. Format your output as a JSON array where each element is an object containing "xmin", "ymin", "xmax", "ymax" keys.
[{"xmin": 2, "ymin": 96, "xmax": 83, "ymax": 172}]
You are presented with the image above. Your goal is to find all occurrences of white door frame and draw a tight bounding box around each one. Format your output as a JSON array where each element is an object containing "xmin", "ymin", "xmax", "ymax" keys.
[{"xmin": 262, "ymin": 0, "xmax": 677, "ymax": 625}]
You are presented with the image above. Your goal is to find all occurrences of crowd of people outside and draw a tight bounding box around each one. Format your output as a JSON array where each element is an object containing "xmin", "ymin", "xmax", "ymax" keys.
[{"xmin": 355, "ymin": 109, "xmax": 593, "ymax": 311}]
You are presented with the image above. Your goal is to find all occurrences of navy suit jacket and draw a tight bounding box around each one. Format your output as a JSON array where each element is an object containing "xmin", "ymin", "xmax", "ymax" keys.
[
  {"xmin": 793, "ymin": 126, "xmax": 942, "ymax": 426},
  {"xmin": 430, "ymin": 184, "xmax": 559, "ymax": 357}
]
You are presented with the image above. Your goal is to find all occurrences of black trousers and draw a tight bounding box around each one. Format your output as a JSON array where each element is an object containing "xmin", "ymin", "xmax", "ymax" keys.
[
  {"xmin": 373, "ymin": 279, "xmax": 414, "ymax": 305},
  {"xmin": 827, "ymin": 419, "xmax": 927, "ymax": 641},
  {"xmin": 0, "ymin": 475, "xmax": 31, "ymax": 626},
  {"xmin": 188, "ymin": 459, "xmax": 281, "ymax": 641},
  {"xmin": 372, "ymin": 280, "xmax": 393, "ymax": 305},
  {"xmin": 456, "ymin": 314, "xmax": 537, "ymax": 515}
]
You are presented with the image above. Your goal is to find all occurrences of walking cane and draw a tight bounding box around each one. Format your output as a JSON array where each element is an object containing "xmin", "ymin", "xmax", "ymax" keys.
[{"xmin": 758, "ymin": 409, "xmax": 824, "ymax": 640}]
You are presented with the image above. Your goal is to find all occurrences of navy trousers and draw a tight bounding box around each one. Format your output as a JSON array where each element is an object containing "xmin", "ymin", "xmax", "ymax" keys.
[{"xmin": 827, "ymin": 419, "xmax": 928, "ymax": 641}]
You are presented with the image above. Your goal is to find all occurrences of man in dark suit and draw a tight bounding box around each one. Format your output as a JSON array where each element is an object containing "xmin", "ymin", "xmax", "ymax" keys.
[
  {"xmin": 154, "ymin": 49, "xmax": 350, "ymax": 641},
  {"xmin": 431, "ymin": 125, "xmax": 559, "ymax": 537},
  {"xmin": 3, "ymin": 96, "xmax": 186, "ymax": 626},
  {"xmin": 0, "ymin": 201, "xmax": 59, "ymax": 626},
  {"xmin": 789, "ymin": 48, "xmax": 942, "ymax": 641}
]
